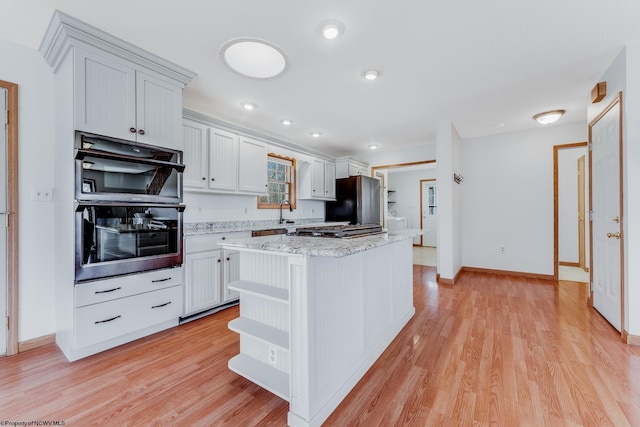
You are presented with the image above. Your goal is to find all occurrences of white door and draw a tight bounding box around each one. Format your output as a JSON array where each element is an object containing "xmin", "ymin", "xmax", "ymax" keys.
[
  {"xmin": 590, "ymin": 95, "xmax": 623, "ymax": 332},
  {"xmin": 421, "ymin": 180, "xmax": 437, "ymax": 247},
  {"xmin": 0, "ymin": 88, "xmax": 7, "ymax": 355}
]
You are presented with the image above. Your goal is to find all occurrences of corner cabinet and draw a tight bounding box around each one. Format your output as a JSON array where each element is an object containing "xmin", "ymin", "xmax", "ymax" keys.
[
  {"xmin": 298, "ymin": 157, "xmax": 336, "ymax": 200},
  {"xmin": 183, "ymin": 232, "xmax": 250, "ymax": 317},
  {"xmin": 182, "ymin": 119, "xmax": 268, "ymax": 195},
  {"xmin": 74, "ymin": 45, "xmax": 183, "ymax": 150}
]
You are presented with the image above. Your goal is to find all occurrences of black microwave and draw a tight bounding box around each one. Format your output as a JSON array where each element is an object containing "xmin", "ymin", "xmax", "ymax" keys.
[{"xmin": 74, "ymin": 131, "xmax": 185, "ymax": 204}]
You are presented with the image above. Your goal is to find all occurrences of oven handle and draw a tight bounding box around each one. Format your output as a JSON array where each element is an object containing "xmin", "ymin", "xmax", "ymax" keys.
[
  {"xmin": 75, "ymin": 148, "xmax": 185, "ymax": 172},
  {"xmin": 75, "ymin": 202, "xmax": 186, "ymax": 212}
]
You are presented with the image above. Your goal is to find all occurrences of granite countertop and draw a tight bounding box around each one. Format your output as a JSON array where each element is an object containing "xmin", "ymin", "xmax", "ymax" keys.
[
  {"xmin": 219, "ymin": 229, "xmax": 423, "ymax": 257},
  {"xmin": 184, "ymin": 220, "xmax": 348, "ymax": 236}
]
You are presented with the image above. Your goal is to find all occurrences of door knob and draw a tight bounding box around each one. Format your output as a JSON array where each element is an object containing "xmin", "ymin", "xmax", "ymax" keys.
[
  {"xmin": 607, "ymin": 232, "xmax": 620, "ymax": 239},
  {"xmin": 613, "ymin": 216, "xmax": 620, "ymax": 223}
]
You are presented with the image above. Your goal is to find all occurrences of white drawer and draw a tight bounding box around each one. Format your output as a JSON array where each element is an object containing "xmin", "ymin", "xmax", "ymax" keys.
[
  {"xmin": 185, "ymin": 231, "xmax": 251, "ymax": 253},
  {"xmin": 75, "ymin": 285, "xmax": 183, "ymax": 349},
  {"xmin": 75, "ymin": 267, "xmax": 183, "ymax": 308}
]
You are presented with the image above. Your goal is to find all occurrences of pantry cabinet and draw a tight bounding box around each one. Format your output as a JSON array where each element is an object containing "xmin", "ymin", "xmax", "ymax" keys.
[
  {"xmin": 182, "ymin": 119, "xmax": 268, "ymax": 195},
  {"xmin": 74, "ymin": 46, "xmax": 183, "ymax": 150}
]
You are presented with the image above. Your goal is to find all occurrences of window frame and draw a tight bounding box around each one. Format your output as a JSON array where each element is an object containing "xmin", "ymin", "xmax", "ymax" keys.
[{"xmin": 257, "ymin": 153, "xmax": 297, "ymax": 209}]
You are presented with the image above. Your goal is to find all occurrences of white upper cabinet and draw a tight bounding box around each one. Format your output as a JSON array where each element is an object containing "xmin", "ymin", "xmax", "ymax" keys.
[
  {"xmin": 182, "ymin": 120, "xmax": 208, "ymax": 189},
  {"xmin": 74, "ymin": 47, "xmax": 183, "ymax": 150},
  {"xmin": 335, "ymin": 157, "xmax": 370, "ymax": 179},
  {"xmin": 208, "ymin": 127, "xmax": 239, "ymax": 192},
  {"xmin": 299, "ymin": 157, "xmax": 336, "ymax": 200},
  {"xmin": 238, "ymin": 137, "xmax": 268, "ymax": 194},
  {"xmin": 182, "ymin": 121, "xmax": 268, "ymax": 195}
]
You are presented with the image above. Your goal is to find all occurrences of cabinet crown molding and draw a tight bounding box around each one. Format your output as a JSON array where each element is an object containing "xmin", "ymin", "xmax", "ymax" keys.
[{"xmin": 39, "ymin": 10, "xmax": 196, "ymax": 85}]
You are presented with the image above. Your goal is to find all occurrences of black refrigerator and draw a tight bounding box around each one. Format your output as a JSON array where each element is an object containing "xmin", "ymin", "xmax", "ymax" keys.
[{"xmin": 325, "ymin": 175, "xmax": 381, "ymax": 225}]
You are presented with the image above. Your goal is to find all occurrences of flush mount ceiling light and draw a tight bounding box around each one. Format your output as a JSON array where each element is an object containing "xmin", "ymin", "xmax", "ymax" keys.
[
  {"xmin": 363, "ymin": 70, "xmax": 379, "ymax": 80},
  {"xmin": 319, "ymin": 20, "xmax": 345, "ymax": 40},
  {"xmin": 240, "ymin": 101, "xmax": 257, "ymax": 111},
  {"xmin": 310, "ymin": 132, "xmax": 322, "ymax": 138},
  {"xmin": 281, "ymin": 119, "xmax": 292, "ymax": 126},
  {"xmin": 368, "ymin": 144, "xmax": 379, "ymax": 150},
  {"xmin": 221, "ymin": 38, "xmax": 288, "ymax": 79},
  {"xmin": 533, "ymin": 109, "xmax": 565, "ymax": 125}
]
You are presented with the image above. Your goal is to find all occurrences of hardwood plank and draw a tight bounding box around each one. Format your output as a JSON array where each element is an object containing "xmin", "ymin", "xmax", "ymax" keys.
[{"xmin": 2, "ymin": 267, "xmax": 640, "ymax": 426}]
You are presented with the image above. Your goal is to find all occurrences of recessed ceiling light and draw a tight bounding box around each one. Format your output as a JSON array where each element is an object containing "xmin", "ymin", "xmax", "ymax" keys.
[
  {"xmin": 319, "ymin": 20, "xmax": 345, "ymax": 40},
  {"xmin": 241, "ymin": 102, "xmax": 257, "ymax": 111},
  {"xmin": 281, "ymin": 119, "xmax": 292, "ymax": 126},
  {"xmin": 496, "ymin": 122, "xmax": 506, "ymax": 128},
  {"xmin": 221, "ymin": 38, "xmax": 288, "ymax": 79},
  {"xmin": 310, "ymin": 132, "xmax": 322, "ymax": 138},
  {"xmin": 533, "ymin": 109, "xmax": 565, "ymax": 125},
  {"xmin": 363, "ymin": 70, "xmax": 379, "ymax": 80},
  {"xmin": 368, "ymin": 144, "xmax": 379, "ymax": 150}
]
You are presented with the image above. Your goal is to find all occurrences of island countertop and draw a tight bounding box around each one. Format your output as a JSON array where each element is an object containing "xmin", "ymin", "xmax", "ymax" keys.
[{"xmin": 220, "ymin": 229, "xmax": 422, "ymax": 257}]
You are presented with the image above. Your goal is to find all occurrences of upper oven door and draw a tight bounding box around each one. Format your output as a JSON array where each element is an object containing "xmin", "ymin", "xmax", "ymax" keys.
[{"xmin": 75, "ymin": 131, "xmax": 185, "ymax": 203}]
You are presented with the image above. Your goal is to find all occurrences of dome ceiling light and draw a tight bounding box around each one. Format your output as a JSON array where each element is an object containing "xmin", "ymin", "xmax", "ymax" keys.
[
  {"xmin": 533, "ymin": 109, "xmax": 565, "ymax": 125},
  {"xmin": 221, "ymin": 38, "xmax": 288, "ymax": 79}
]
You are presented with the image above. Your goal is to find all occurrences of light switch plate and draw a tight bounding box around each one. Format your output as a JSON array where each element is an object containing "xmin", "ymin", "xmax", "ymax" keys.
[{"xmin": 32, "ymin": 187, "xmax": 54, "ymax": 202}]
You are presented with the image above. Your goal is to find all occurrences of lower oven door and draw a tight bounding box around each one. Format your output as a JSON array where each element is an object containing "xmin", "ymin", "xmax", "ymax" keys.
[{"xmin": 75, "ymin": 202, "xmax": 184, "ymax": 283}]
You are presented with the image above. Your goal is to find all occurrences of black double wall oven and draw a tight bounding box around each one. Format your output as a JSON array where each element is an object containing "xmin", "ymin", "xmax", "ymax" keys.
[{"xmin": 74, "ymin": 131, "xmax": 185, "ymax": 283}]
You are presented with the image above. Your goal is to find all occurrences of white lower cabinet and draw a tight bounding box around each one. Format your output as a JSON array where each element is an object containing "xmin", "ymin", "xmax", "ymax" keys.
[
  {"xmin": 72, "ymin": 267, "xmax": 184, "ymax": 358},
  {"xmin": 184, "ymin": 232, "xmax": 250, "ymax": 316}
]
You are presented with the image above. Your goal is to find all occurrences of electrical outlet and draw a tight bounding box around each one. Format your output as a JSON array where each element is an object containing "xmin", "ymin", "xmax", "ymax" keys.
[
  {"xmin": 268, "ymin": 346, "xmax": 277, "ymax": 366},
  {"xmin": 32, "ymin": 187, "xmax": 53, "ymax": 202},
  {"xmin": 499, "ymin": 246, "xmax": 505, "ymax": 254}
]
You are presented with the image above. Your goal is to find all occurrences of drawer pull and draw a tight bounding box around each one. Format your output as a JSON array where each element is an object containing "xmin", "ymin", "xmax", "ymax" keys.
[
  {"xmin": 95, "ymin": 287, "xmax": 122, "ymax": 294},
  {"xmin": 151, "ymin": 277, "xmax": 172, "ymax": 283},
  {"xmin": 151, "ymin": 301, "xmax": 172, "ymax": 309},
  {"xmin": 95, "ymin": 315, "xmax": 121, "ymax": 324}
]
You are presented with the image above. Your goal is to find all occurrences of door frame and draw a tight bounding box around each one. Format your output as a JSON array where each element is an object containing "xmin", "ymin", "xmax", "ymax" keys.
[
  {"xmin": 588, "ymin": 93, "xmax": 624, "ymax": 339},
  {"xmin": 0, "ymin": 79, "xmax": 19, "ymax": 355},
  {"xmin": 553, "ymin": 142, "xmax": 587, "ymax": 281},
  {"xmin": 419, "ymin": 178, "xmax": 437, "ymax": 247},
  {"xmin": 578, "ymin": 155, "xmax": 586, "ymax": 270}
]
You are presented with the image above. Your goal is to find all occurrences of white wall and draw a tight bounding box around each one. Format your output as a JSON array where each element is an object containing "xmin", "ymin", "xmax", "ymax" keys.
[
  {"xmin": 388, "ymin": 168, "xmax": 437, "ymax": 244},
  {"xmin": 558, "ymin": 147, "xmax": 588, "ymax": 263},
  {"xmin": 461, "ymin": 122, "xmax": 587, "ymax": 275},
  {"xmin": 0, "ymin": 38, "xmax": 56, "ymax": 341},
  {"xmin": 357, "ymin": 143, "xmax": 436, "ymax": 168},
  {"xmin": 436, "ymin": 121, "xmax": 463, "ymax": 280}
]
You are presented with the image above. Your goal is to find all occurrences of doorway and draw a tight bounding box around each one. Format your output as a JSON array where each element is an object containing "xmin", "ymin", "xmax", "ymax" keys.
[
  {"xmin": 0, "ymin": 79, "xmax": 18, "ymax": 356},
  {"xmin": 554, "ymin": 142, "xmax": 589, "ymax": 283}
]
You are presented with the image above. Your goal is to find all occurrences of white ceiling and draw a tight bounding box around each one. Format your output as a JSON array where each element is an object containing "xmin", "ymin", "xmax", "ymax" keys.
[{"xmin": 2, "ymin": 1, "xmax": 640, "ymax": 157}]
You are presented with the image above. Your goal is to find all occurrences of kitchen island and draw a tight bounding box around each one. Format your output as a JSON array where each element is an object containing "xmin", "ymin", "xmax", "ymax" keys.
[{"xmin": 221, "ymin": 229, "xmax": 420, "ymax": 427}]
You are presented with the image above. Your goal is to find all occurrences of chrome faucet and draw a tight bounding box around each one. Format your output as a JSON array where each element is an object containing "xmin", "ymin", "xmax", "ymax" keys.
[{"xmin": 279, "ymin": 199, "xmax": 293, "ymax": 224}]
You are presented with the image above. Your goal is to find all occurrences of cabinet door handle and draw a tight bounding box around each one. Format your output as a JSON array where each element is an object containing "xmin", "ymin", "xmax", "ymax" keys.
[
  {"xmin": 226, "ymin": 257, "xmax": 230, "ymax": 261},
  {"xmin": 138, "ymin": 129, "xmax": 145, "ymax": 135},
  {"xmin": 95, "ymin": 315, "xmax": 121, "ymax": 324},
  {"xmin": 217, "ymin": 259, "xmax": 221, "ymax": 263},
  {"xmin": 95, "ymin": 287, "xmax": 121, "ymax": 294},
  {"xmin": 129, "ymin": 127, "xmax": 137, "ymax": 133},
  {"xmin": 202, "ymin": 177, "xmax": 206, "ymax": 180},
  {"xmin": 211, "ymin": 178, "xmax": 216, "ymax": 181},
  {"xmin": 151, "ymin": 301, "xmax": 172, "ymax": 309},
  {"xmin": 151, "ymin": 277, "xmax": 172, "ymax": 283}
]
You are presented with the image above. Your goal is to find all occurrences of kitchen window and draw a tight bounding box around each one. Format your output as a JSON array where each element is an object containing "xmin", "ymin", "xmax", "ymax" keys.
[{"xmin": 258, "ymin": 154, "xmax": 296, "ymax": 209}]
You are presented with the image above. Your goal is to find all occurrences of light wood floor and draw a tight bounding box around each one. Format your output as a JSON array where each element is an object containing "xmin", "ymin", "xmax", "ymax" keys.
[{"xmin": 2, "ymin": 268, "xmax": 640, "ymax": 426}]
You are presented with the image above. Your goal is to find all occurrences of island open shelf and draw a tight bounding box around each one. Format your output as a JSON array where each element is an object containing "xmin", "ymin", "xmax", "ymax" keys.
[{"xmin": 222, "ymin": 230, "xmax": 419, "ymax": 427}]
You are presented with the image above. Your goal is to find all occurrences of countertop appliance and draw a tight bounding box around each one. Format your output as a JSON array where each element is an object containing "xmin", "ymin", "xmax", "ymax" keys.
[
  {"xmin": 325, "ymin": 175, "xmax": 381, "ymax": 225},
  {"xmin": 294, "ymin": 224, "xmax": 383, "ymax": 238}
]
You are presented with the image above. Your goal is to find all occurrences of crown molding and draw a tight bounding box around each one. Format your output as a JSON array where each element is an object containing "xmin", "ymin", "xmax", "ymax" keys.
[
  {"xmin": 39, "ymin": 10, "xmax": 195, "ymax": 86},
  {"xmin": 182, "ymin": 109, "xmax": 335, "ymax": 161}
]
